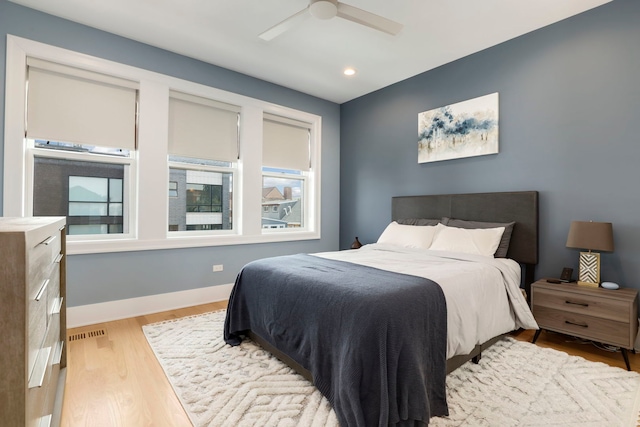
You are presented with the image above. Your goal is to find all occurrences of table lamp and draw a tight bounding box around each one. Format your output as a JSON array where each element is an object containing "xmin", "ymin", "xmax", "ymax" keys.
[{"xmin": 565, "ymin": 221, "xmax": 614, "ymax": 287}]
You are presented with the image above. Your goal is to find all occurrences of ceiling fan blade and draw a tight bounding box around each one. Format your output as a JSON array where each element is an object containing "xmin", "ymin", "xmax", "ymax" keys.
[
  {"xmin": 336, "ymin": 2, "xmax": 403, "ymax": 36},
  {"xmin": 259, "ymin": 7, "xmax": 310, "ymax": 41}
]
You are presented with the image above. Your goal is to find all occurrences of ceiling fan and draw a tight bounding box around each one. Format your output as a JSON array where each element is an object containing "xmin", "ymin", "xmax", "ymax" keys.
[{"xmin": 259, "ymin": 0, "xmax": 403, "ymax": 41}]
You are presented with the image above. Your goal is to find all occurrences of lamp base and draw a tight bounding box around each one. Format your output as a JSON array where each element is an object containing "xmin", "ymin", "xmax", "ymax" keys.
[
  {"xmin": 577, "ymin": 280, "xmax": 599, "ymax": 288},
  {"xmin": 578, "ymin": 251, "xmax": 601, "ymax": 287}
]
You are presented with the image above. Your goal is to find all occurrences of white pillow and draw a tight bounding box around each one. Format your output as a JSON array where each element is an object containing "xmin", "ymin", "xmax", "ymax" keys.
[
  {"xmin": 377, "ymin": 221, "xmax": 437, "ymax": 249},
  {"xmin": 429, "ymin": 223, "xmax": 505, "ymax": 257}
]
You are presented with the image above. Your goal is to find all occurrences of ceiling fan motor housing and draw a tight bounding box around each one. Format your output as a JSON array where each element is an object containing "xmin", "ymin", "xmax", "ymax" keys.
[{"xmin": 309, "ymin": 0, "xmax": 338, "ymax": 19}]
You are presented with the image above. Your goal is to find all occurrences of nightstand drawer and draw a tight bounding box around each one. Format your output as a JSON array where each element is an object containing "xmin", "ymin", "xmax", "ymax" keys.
[
  {"xmin": 534, "ymin": 305, "xmax": 630, "ymax": 348},
  {"xmin": 533, "ymin": 287, "xmax": 629, "ymax": 322}
]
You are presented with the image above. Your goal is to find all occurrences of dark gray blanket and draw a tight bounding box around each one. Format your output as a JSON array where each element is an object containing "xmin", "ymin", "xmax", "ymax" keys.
[{"xmin": 224, "ymin": 254, "xmax": 448, "ymax": 426}]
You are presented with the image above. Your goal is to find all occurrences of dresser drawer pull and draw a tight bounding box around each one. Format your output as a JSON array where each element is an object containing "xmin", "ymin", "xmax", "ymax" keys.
[
  {"xmin": 28, "ymin": 346, "xmax": 52, "ymax": 389},
  {"xmin": 54, "ymin": 253, "xmax": 64, "ymax": 263},
  {"xmin": 35, "ymin": 279, "xmax": 50, "ymax": 301},
  {"xmin": 565, "ymin": 320, "xmax": 588, "ymax": 328},
  {"xmin": 52, "ymin": 297, "xmax": 64, "ymax": 315},
  {"xmin": 41, "ymin": 235, "xmax": 57, "ymax": 246},
  {"xmin": 53, "ymin": 340, "xmax": 64, "ymax": 365},
  {"xmin": 565, "ymin": 300, "xmax": 589, "ymax": 307},
  {"xmin": 39, "ymin": 414, "xmax": 52, "ymax": 427}
]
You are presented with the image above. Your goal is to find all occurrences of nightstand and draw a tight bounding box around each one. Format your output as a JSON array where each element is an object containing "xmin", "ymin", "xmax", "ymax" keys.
[{"xmin": 531, "ymin": 278, "xmax": 638, "ymax": 371}]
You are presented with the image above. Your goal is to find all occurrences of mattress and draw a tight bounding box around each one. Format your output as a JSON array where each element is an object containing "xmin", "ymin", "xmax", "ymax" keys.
[{"xmin": 314, "ymin": 243, "xmax": 539, "ymax": 358}]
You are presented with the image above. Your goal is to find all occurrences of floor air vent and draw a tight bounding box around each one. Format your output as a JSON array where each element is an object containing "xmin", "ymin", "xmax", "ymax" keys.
[{"xmin": 69, "ymin": 329, "xmax": 106, "ymax": 341}]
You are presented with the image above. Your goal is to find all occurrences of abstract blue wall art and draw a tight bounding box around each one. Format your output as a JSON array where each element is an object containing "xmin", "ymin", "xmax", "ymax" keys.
[{"xmin": 418, "ymin": 92, "xmax": 499, "ymax": 163}]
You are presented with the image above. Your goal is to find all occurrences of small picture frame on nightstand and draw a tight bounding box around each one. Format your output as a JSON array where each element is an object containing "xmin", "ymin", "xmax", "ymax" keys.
[{"xmin": 560, "ymin": 267, "xmax": 573, "ymax": 282}]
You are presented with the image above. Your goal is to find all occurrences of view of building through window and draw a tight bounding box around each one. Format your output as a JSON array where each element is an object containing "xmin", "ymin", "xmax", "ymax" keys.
[
  {"xmin": 32, "ymin": 142, "xmax": 307, "ymax": 236},
  {"xmin": 68, "ymin": 176, "xmax": 123, "ymax": 234},
  {"xmin": 168, "ymin": 168, "xmax": 232, "ymax": 232},
  {"xmin": 33, "ymin": 148, "xmax": 127, "ymax": 236},
  {"xmin": 262, "ymin": 171, "xmax": 304, "ymax": 229}
]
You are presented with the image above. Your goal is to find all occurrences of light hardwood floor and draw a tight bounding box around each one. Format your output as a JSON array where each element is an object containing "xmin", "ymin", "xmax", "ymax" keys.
[
  {"xmin": 61, "ymin": 302, "xmax": 639, "ymax": 426},
  {"xmin": 61, "ymin": 301, "xmax": 227, "ymax": 427}
]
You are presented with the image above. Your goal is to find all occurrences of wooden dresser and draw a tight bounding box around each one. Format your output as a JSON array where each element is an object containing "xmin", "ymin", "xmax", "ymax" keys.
[
  {"xmin": 0, "ymin": 217, "xmax": 67, "ymax": 427},
  {"xmin": 531, "ymin": 278, "xmax": 638, "ymax": 370}
]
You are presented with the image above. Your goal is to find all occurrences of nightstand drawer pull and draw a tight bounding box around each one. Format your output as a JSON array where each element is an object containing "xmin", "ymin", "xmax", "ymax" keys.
[
  {"xmin": 565, "ymin": 320, "xmax": 588, "ymax": 328},
  {"xmin": 565, "ymin": 300, "xmax": 589, "ymax": 307}
]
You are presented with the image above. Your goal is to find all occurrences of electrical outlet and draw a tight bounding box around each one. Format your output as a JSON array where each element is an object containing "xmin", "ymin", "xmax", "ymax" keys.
[{"xmin": 212, "ymin": 264, "xmax": 224, "ymax": 272}]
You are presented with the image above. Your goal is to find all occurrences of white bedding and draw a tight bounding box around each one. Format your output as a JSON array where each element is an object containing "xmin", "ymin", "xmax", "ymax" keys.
[{"xmin": 314, "ymin": 243, "xmax": 538, "ymax": 359}]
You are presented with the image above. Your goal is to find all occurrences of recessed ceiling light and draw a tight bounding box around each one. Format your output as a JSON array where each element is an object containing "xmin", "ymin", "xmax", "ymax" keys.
[{"xmin": 343, "ymin": 68, "xmax": 357, "ymax": 76}]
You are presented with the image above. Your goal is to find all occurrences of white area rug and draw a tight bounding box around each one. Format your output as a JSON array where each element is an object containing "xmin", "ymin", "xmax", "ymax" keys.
[{"xmin": 143, "ymin": 310, "xmax": 640, "ymax": 426}]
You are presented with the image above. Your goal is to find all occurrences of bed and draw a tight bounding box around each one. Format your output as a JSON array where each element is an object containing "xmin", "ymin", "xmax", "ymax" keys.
[{"xmin": 224, "ymin": 191, "xmax": 539, "ymax": 426}]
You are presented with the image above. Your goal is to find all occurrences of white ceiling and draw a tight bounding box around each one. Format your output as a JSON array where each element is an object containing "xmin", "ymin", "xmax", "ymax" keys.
[{"xmin": 9, "ymin": 0, "xmax": 611, "ymax": 104}]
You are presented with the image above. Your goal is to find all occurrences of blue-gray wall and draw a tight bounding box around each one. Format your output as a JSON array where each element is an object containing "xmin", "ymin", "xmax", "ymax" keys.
[
  {"xmin": 0, "ymin": 0, "xmax": 341, "ymax": 306},
  {"xmin": 340, "ymin": 0, "xmax": 640, "ymax": 290}
]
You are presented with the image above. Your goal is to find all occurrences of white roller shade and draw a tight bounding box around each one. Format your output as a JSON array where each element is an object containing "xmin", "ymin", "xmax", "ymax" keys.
[
  {"xmin": 26, "ymin": 58, "xmax": 137, "ymax": 150},
  {"xmin": 263, "ymin": 114, "xmax": 310, "ymax": 171},
  {"xmin": 168, "ymin": 91, "xmax": 240, "ymax": 162}
]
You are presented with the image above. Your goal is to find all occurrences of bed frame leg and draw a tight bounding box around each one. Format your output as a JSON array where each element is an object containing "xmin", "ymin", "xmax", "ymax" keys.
[{"xmin": 472, "ymin": 353, "xmax": 481, "ymax": 364}]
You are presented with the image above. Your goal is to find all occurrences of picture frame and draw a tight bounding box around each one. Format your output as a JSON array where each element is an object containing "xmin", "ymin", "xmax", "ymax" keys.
[{"xmin": 418, "ymin": 92, "xmax": 499, "ymax": 163}]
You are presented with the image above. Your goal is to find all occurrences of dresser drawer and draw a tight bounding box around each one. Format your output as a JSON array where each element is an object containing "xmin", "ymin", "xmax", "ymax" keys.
[
  {"xmin": 534, "ymin": 305, "xmax": 631, "ymax": 348},
  {"xmin": 26, "ymin": 376, "xmax": 48, "ymax": 427},
  {"xmin": 29, "ymin": 251, "xmax": 61, "ymax": 365},
  {"xmin": 26, "ymin": 323, "xmax": 58, "ymax": 427},
  {"xmin": 46, "ymin": 264, "xmax": 61, "ymax": 324},
  {"xmin": 533, "ymin": 287, "xmax": 629, "ymax": 322},
  {"xmin": 42, "ymin": 322, "xmax": 63, "ymax": 425},
  {"xmin": 28, "ymin": 276, "xmax": 50, "ymax": 376},
  {"xmin": 28, "ymin": 231, "xmax": 61, "ymax": 287}
]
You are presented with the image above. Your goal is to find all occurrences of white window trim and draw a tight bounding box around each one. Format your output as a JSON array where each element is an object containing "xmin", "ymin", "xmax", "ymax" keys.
[{"xmin": 3, "ymin": 35, "xmax": 322, "ymax": 255}]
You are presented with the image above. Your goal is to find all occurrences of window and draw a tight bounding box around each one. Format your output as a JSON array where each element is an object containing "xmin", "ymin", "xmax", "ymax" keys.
[
  {"xmin": 262, "ymin": 114, "xmax": 311, "ymax": 231},
  {"xmin": 261, "ymin": 172, "xmax": 305, "ymax": 229},
  {"xmin": 68, "ymin": 176, "xmax": 123, "ymax": 234},
  {"xmin": 25, "ymin": 57, "xmax": 137, "ymax": 238},
  {"xmin": 32, "ymin": 148, "xmax": 132, "ymax": 237},
  {"xmin": 169, "ymin": 181, "xmax": 178, "ymax": 198},
  {"xmin": 167, "ymin": 91, "xmax": 239, "ymax": 234},
  {"xmin": 4, "ymin": 36, "xmax": 321, "ymax": 254},
  {"xmin": 168, "ymin": 168, "xmax": 233, "ymax": 232},
  {"xmin": 187, "ymin": 183, "xmax": 221, "ymax": 212}
]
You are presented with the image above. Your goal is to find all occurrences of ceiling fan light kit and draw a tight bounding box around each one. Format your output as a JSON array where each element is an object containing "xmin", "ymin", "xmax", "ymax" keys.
[
  {"xmin": 309, "ymin": 0, "xmax": 338, "ymax": 19},
  {"xmin": 259, "ymin": 0, "xmax": 402, "ymax": 41}
]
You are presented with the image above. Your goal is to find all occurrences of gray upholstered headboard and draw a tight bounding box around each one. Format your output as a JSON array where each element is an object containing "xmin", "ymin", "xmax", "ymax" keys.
[{"xmin": 392, "ymin": 191, "xmax": 539, "ymax": 290}]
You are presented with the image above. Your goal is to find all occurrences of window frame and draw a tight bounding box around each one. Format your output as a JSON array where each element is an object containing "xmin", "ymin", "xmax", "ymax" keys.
[
  {"xmin": 67, "ymin": 175, "xmax": 124, "ymax": 232},
  {"xmin": 168, "ymin": 181, "xmax": 178, "ymax": 198},
  {"xmin": 3, "ymin": 35, "xmax": 322, "ymax": 255},
  {"xmin": 167, "ymin": 159, "xmax": 237, "ymax": 237},
  {"xmin": 27, "ymin": 142, "xmax": 137, "ymax": 242},
  {"xmin": 261, "ymin": 168, "xmax": 309, "ymax": 232}
]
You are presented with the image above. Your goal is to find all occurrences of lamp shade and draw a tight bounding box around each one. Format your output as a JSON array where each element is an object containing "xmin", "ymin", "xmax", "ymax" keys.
[{"xmin": 566, "ymin": 221, "xmax": 614, "ymax": 252}]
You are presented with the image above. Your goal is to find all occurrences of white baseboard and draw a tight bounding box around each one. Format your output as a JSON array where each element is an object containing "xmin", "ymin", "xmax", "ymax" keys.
[{"xmin": 67, "ymin": 283, "xmax": 234, "ymax": 328}]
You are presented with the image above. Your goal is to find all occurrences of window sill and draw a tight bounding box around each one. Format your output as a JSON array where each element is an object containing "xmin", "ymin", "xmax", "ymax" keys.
[{"xmin": 66, "ymin": 231, "xmax": 321, "ymax": 255}]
